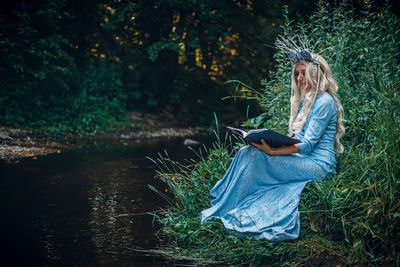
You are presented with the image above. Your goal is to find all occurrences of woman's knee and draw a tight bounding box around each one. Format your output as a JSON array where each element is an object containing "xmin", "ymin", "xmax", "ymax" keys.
[
  {"xmin": 237, "ymin": 145, "xmax": 253, "ymax": 154},
  {"xmin": 238, "ymin": 145, "xmax": 265, "ymax": 158},
  {"xmin": 239, "ymin": 145, "xmax": 251, "ymax": 150}
]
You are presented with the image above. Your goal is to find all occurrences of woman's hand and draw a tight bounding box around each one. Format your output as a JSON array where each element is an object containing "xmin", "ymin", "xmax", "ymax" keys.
[
  {"xmin": 250, "ymin": 139, "xmax": 275, "ymax": 155},
  {"xmin": 250, "ymin": 140, "xmax": 300, "ymax": 155}
]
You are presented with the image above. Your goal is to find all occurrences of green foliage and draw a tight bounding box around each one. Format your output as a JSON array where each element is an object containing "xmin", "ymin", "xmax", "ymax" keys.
[
  {"xmin": 62, "ymin": 63, "xmax": 127, "ymax": 136},
  {"xmin": 90, "ymin": 0, "xmax": 296, "ymax": 118},
  {"xmin": 1, "ymin": 0, "xmax": 321, "ymax": 133},
  {"xmin": 0, "ymin": 0, "xmax": 128, "ymax": 136},
  {"xmin": 150, "ymin": 135, "xmax": 344, "ymax": 265},
  {"xmin": 151, "ymin": 2, "xmax": 400, "ymax": 265},
  {"xmin": 0, "ymin": 0, "xmax": 75, "ymax": 127},
  {"xmin": 248, "ymin": 3, "xmax": 400, "ymax": 263}
]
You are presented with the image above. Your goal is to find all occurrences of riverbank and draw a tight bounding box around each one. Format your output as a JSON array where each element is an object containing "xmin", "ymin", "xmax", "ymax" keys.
[{"xmin": 0, "ymin": 111, "xmax": 209, "ymax": 162}]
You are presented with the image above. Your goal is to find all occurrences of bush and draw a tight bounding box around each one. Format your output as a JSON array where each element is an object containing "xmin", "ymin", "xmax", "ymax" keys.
[
  {"xmin": 151, "ymin": 2, "xmax": 400, "ymax": 265},
  {"xmin": 0, "ymin": 0, "xmax": 128, "ymax": 136}
]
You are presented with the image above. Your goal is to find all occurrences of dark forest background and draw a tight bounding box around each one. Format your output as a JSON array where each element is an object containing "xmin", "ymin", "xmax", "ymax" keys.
[{"xmin": 1, "ymin": 0, "xmax": 398, "ymax": 136}]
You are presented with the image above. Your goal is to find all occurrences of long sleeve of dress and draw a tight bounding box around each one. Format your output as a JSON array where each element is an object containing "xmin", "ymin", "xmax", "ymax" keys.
[{"xmin": 297, "ymin": 95, "xmax": 337, "ymax": 155}]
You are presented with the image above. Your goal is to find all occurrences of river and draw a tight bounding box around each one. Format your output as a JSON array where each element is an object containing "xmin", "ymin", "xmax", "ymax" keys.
[{"xmin": 0, "ymin": 136, "xmax": 212, "ymax": 266}]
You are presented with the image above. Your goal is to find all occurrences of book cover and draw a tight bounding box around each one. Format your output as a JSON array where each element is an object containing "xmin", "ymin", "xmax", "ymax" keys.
[{"xmin": 226, "ymin": 126, "xmax": 300, "ymax": 148}]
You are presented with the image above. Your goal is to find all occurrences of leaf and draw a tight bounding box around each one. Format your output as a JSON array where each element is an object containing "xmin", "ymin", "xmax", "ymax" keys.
[{"xmin": 310, "ymin": 223, "xmax": 318, "ymax": 232}]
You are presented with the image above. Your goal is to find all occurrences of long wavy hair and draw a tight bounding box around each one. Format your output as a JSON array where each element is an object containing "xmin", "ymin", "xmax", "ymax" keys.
[{"xmin": 288, "ymin": 54, "xmax": 345, "ymax": 153}]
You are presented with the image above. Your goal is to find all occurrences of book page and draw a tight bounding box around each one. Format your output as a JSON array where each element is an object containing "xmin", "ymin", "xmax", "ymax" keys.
[{"xmin": 226, "ymin": 126, "xmax": 247, "ymax": 137}]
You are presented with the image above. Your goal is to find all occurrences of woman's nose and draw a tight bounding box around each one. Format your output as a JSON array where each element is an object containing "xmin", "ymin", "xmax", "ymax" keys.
[{"xmin": 297, "ymin": 74, "xmax": 303, "ymax": 81}]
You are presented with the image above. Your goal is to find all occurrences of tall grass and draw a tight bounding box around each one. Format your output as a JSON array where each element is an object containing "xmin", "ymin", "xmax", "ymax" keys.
[{"xmin": 150, "ymin": 2, "xmax": 400, "ymax": 265}]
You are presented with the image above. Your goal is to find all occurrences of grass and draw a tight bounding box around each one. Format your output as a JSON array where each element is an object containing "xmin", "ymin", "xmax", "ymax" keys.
[{"xmin": 149, "ymin": 2, "xmax": 400, "ymax": 265}]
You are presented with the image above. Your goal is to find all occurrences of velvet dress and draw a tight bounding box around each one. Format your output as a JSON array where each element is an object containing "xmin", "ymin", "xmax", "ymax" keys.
[{"xmin": 200, "ymin": 93, "xmax": 338, "ymax": 241}]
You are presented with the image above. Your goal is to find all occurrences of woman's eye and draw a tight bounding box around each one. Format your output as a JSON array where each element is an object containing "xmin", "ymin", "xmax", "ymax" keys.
[{"xmin": 295, "ymin": 72, "xmax": 299, "ymax": 76}]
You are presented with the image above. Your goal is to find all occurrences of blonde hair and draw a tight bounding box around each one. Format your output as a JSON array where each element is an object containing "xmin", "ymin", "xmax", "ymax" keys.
[{"xmin": 288, "ymin": 54, "xmax": 345, "ymax": 153}]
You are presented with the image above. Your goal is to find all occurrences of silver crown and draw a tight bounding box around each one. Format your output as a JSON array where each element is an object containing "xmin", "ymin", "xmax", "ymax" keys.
[{"xmin": 275, "ymin": 35, "xmax": 320, "ymax": 65}]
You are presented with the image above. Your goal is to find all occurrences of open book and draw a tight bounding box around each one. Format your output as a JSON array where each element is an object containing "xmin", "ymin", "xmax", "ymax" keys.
[{"xmin": 226, "ymin": 126, "xmax": 300, "ymax": 148}]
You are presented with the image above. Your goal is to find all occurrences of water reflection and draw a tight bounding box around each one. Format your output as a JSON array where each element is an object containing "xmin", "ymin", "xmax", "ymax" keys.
[
  {"xmin": 38, "ymin": 216, "xmax": 61, "ymax": 262},
  {"xmin": 88, "ymin": 159, "xmax": 137, "ymax": 255},
  {"xmin": 0, "ymin": 137, "xmax": 212, "ymax": 266}
]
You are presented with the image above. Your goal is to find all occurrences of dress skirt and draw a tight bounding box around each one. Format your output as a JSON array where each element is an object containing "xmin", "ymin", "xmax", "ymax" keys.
[{"xmin": 200, "ymin": 145, "xmax": 328, "ymax": 241}]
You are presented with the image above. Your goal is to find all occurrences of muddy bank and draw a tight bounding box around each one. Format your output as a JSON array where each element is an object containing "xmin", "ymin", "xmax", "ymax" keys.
[
  {"xmin": 0, "ymin": 127, "xmax": 63, "ymax": 162},
  {"xmin": 0, "ymin": 112, "xmax": 209, "ymax": 162}
]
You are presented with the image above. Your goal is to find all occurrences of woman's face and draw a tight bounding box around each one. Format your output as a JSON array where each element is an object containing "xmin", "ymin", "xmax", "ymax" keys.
[{"xmin": 295, "ymin": 64, "xmax": 311, "ymax": 92}]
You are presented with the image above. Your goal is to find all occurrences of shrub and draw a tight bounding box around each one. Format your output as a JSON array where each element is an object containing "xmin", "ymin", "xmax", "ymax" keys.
[
  {"xmin": 151, "ymin": 2, "xmax": 400, "ymax": 265},
  {"xmin": 0, "ymin": 0, "xmax": 128, "ymax": 136}
]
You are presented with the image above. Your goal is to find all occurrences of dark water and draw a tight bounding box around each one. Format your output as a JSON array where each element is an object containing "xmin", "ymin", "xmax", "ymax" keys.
[{"xmin": 0, "ymin": 136, "xmax": 212, "ymax": 266}]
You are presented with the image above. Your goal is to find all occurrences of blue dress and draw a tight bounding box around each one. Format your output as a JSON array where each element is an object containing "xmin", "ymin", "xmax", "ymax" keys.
[{"xmin": 200, "ymin": 93, "xmax": 338, "ymax": 241}]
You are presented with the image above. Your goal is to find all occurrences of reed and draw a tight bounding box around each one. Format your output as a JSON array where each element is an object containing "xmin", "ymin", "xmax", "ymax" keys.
[{"xmin": 150, "ymin": 2, "xmax": 400, "ymax": 265}]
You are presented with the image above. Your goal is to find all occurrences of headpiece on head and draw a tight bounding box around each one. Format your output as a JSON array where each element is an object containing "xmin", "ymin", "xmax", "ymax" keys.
[
  {"xmin": 275, "ymin": 35, "xmax": 321, "ymax": 66},
  {"xmin": 287, "ymin": 50, "xmax": 315, "ymax": 65}
]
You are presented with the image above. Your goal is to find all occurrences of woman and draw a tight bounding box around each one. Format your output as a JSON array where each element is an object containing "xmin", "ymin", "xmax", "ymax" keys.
[{"xmin": 200, "ymin": 50, "xmax": 345, "ymax": 241}]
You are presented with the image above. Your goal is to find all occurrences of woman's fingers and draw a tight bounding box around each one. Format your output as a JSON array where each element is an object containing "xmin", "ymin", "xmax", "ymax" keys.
[
  {"xmin": 250, "ymin": 141, "xmax": 266, "ymax": 152},
  {"xmin": 261, "ymin": 139, "xmax": 270, "ymax": 149},
  {"xmin": 261, "ymin": 139, "xmax": 267, "ymax": 145},
  {"xmin": 250, "ymin": 141, "xmax": 258, "ymax": 147},
  {"xmin": 261, "ymin": 139, "xmax": 273, "ymax": 154},
  {"xmin": 250, "ymin": 141, "xmax": 262, "ymax": 150}
]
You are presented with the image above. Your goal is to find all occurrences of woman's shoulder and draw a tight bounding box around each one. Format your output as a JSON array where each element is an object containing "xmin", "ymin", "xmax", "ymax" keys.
[{"xmin": 313, "ymin": 93, "xmax": 337, "ymax": 112}]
